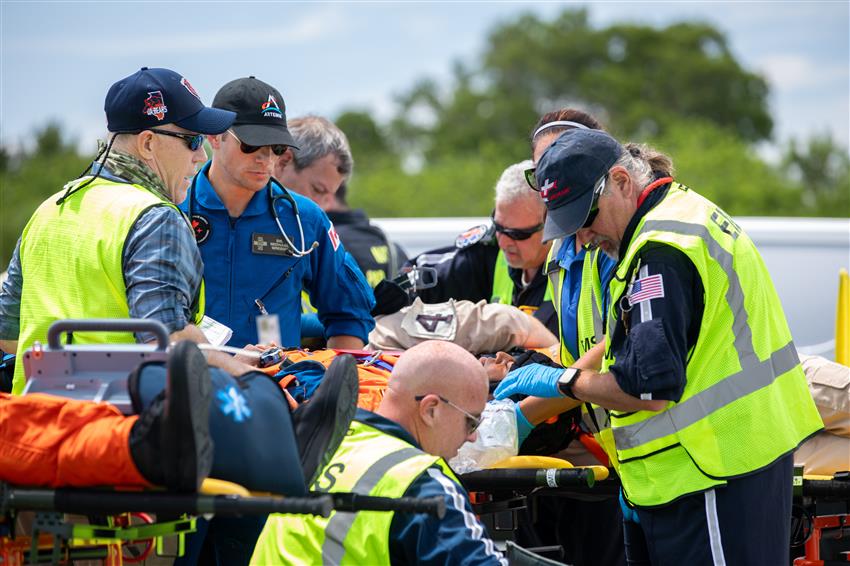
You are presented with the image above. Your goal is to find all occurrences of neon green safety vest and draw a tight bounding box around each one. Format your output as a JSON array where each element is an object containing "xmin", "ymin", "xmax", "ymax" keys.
[
  {"xmin": 491, "ymin": 249, "xmax": 552, "ymax": 307},
  {"xmin": 544, "ymin": 238, "xmax": 613, "ymax": 465},
  {"xmin": 301, "ymin": 290, "xmax": 317, "ymax": 314},
  {"xmin": 13, "ymin": 176, "xmax": 204, "ymax": 394},
  {"xmin": 544, "ymin": 239, "xmax": 604, "ymax": 366},
  {"xmin": 252, "ymin": 419, "xmax": 459, "ymax": 565},
  {"xmin": 600, "ymin": 183, "xmax": 822, "ymax": 507}
]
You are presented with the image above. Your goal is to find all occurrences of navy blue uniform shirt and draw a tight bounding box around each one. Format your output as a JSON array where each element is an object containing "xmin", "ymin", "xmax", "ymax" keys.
[
  {"xmin": 179, "ymin": 163, "xmax": 375, "ymax": 348},
  {"xmin": 607, "ymin": 184, "xmax": 705, "ymax": 402}
]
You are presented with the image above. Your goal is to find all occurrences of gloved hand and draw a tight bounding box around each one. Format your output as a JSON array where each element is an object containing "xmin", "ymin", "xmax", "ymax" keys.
[
  {"xmin": 619, "ymin": 491, "xmax": 640, "ymax": 524},
  {"xmin": 515, "ymin": 404, "xmax": 534, "ymax": 445},
  {"xmin": 493, "ymin": 363, "xmax": 566, "ymax": 400}
]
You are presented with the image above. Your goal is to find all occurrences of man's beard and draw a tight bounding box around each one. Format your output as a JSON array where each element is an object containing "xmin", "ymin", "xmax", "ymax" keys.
[{"xmin": 585, "ymin": 236, "xmax": 619, "ymax": 260}]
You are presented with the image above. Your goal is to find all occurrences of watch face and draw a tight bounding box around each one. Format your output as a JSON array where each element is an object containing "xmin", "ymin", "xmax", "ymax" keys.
[{"xmin": 559, "ymin": 367, "xmax": 579, "ymax": 385}]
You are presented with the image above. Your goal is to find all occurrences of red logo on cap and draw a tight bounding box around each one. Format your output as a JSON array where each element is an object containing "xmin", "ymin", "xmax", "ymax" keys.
[
  {"xmin": 143, "ymin": 91, "xmax": 168, "ymax": 121},
  {"xmin": 181, "ymin": 78, "xmax": 201, "ymax": 100},
  {"xmin": 540, "ymin": 178, "xmax": 571, "ymax": 201},
  {"xmin": 260, "ymin": 95, "xmax": 283, "ymax": 119},
  {"xmin": 540, "ymin": 179, "xmax": 557, "ymax": 198}
]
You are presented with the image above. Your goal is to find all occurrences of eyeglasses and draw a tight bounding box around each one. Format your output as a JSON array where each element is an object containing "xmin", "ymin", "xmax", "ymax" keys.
[
  {"xmin": 148, "ymin": 129, "xmax": 205, "ymax": 151},
  {"xmin": 414, "ymin": 394, "xmax": 483, "ymax": 435},
  {"xmin": 228, "ymin": 130, "xmax": 289, "ymax": 156},
  {"xmin": 491, "ymin": 215, "xmax": 545, "ymax": 241},
  {"xmin": 582, "ymin": 174, "xmax": 609, "ymax": 229},
  {"xmin": 524, "ymin": 167, "xmax": 539, "ymax": 190}
]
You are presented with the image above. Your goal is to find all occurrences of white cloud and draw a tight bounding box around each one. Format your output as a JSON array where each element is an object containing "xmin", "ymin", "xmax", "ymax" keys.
[
  {"xmin": 757, "ymin": 54, "xmax": 849, "ymax": 91},
  {"xmin": 8, "ymin": 7, "xmax": 345, "ymax": 58}
]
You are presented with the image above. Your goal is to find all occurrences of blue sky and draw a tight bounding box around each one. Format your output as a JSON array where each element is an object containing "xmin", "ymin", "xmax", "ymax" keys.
[{"xmin": 2, "ymin": 1, "xmax": 848, "ymax": 155}]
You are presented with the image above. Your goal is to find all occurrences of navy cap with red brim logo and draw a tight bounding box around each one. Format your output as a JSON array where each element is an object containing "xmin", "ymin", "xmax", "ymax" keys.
[
  {"xmin": 105, "ymin": 67, "xmax": 235, "ymax": 135},
  {"xmin": 536, "ymin": 129, "xmax": 624, "ymax": 241}
]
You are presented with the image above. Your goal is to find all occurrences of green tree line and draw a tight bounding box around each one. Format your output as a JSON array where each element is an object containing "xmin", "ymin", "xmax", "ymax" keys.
[{"xmin": 2, "ymin": 8, "xmax": 847, "ymax": 268}]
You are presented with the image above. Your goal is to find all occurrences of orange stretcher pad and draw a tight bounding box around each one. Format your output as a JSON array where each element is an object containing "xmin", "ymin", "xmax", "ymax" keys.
[{"xmin": 259, "ymin": 349, "xmax": 399, "ymax": 412}]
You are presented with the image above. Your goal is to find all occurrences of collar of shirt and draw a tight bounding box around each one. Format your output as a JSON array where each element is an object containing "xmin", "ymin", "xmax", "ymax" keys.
[
  {"xmin": 555, "ymin": 234, "xmax": 587, "ymax": 269},
  {"xmin": 194, "ymin": 160, "xmax": 273, "ymax": 218},
  {"xmin": 355, "ymin": 408, "xmax": 422, "ymax": 450},
  {"xmin": 617, "ymin": 182, "xmax": 671, "ymax": 260}
]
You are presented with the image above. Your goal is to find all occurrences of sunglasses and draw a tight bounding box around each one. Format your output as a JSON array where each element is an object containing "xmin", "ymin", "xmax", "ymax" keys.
[
  {"xmin": 414, "ymin": 394, "xmax": 483, "ymax": 435},
  {"xmin": 228, "ymin": 130, "xmax": 289, "ymax": 156},
  {"xmin": 491, "ymin": 214, "xmax": 544, "ymax": 241},
  {"xmin": 581, "ymin": 174, "xmax": 609, "ymax": 229},
  {"xmin": 524, "ymin": 167, "xmax": 539, "ymax": 190},
  {"xmin": 148, "ymin": 129, "xmax": 205, "ymax": 151}
]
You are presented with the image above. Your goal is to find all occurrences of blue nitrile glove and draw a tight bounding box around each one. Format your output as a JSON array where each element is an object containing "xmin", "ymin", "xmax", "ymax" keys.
[
  {"xmin": 619, "ymin": 490, "xmax": 640, "ymax": 524},
  {"xmin": 493, "ymin": 363, "xmax": 566, "ymax": 400},
  {"xmin": 515, "ymin": 404, "xmax": 534, "ymax": 445}
]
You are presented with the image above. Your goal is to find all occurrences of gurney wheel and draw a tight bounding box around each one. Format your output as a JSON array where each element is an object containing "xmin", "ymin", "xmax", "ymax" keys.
[{"xmin": 116, "ymin": 512, "xmax": 155, "ymax": 563}]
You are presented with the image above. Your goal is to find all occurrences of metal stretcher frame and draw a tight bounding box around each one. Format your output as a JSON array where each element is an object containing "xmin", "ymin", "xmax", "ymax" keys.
[
  {"xmin": 0, "ymin": 481, "xmax": 446, "ymax": 564},
  {"xmin": 461, "ymin": 464, "xmax": 850, "ymax": 562},
  {"xmin": 4, "ymin": 318, "xmax": 447, "ymax": 564}
]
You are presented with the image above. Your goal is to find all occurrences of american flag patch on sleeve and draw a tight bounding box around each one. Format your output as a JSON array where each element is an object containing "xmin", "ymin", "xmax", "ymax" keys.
[{"xmin": 628, "ymin": 273, "xmax": 665, "ymax": 305}]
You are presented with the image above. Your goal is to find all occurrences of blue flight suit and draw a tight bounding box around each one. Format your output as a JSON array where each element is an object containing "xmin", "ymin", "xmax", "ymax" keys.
[{"xmin": 180, "ymin": 162, "xmax": 375, "ymax": 348}]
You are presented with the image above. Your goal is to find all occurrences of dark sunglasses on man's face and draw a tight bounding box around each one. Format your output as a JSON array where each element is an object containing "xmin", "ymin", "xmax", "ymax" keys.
[
  {"xmin": 581, "ymin": 174, "xmax": 609, "ymax": 229},
  {"xmin": 148, "ymin": 129, "xmax": 205, "ymax": 151},
  {"xmin": 228, "ymin": 130, "xmax": 288, "ymax": 156},
  {"xmin": 492, "ymin": 215, "xmax": 545, "ymax": 241}
]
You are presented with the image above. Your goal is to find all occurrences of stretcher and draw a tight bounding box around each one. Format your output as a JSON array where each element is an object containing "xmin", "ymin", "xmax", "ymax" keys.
[
  {"xmin": 792, "ymin": 468, "xmax": 850, "ymax": 566},
  {"xmin": 2, "ymin": 319, "xmax": 446, "ymax": 565},
  {"xmin": 461, "ymin": 457, "xmax": 850, "ymax": 564}
]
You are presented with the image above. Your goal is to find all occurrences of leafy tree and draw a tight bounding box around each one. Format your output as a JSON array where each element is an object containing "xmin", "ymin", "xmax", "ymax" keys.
[
  {"xmin": 647, "ymin": 120, "xmax": 803, "ymax": 216},
  {"xmin": 388, "ymin": 8, "xmax": 774, "ymax": 169},
  {"xmin": 1, "ymin": 123, "xmax": 89, "ymax": 268},
  {"xmin": 335, "ymin": 110, "xmax": 394, "ymax": 167},
  {"xmin": 781, "ymin": 134, "xmax": 850, "ymax": 217}
]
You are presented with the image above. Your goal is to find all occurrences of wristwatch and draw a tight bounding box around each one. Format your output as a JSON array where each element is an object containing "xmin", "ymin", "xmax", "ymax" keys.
[{"xmin": 557, "ymin": 367, "xmax": 582, "ymax": 399}]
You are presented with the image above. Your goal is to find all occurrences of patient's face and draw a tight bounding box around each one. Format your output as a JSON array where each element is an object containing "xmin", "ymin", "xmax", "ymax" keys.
[{"xmin": 480, "ymin": 352, "xmax": 514, "ymax": 381}]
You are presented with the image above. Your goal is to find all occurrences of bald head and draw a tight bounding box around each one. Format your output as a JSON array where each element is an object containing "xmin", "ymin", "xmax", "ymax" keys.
[
  {"xmin": 389, "ymin": 341, "xmax": 487, "ymax": 397},
  {"xmin": 378, "ymin": 341, "xmax": 489, "ymax": 460}
]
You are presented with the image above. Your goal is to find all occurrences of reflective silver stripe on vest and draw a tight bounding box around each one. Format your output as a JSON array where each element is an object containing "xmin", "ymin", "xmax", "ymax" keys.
[
  {"xmin": 612, "ymin": 219, "xmax": 796, "ymax": 452},
  {"xmin": 547, "ymin": 238, "xmax": 565, "ymax": 316},
  {"xmin": 590, "ymin": 268, "xmax": 604, "ymax": 342},
  {"xmin": 641, "ymin": 220, "xmax": 756, "ymax": 366},
  {"xmin": 582, "ymin": 402, "xmax": 610, "ymax": 434},
  {"xmin": 322, "ymin": 447, "xmax": 423, "ymax": 565},
  {"xmin": 613, "ymin": 341, "xmax": 799, "ymax": 450}
]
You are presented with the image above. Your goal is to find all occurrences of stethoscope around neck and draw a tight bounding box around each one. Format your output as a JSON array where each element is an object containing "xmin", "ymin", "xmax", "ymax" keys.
[{"xmin": 186, "ymin": 173, "xmax": 318, "ymax": 258}]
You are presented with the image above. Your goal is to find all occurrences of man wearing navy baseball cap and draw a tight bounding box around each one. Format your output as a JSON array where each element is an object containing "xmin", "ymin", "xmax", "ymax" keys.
[
  {"xmin": 492, "ymin": 128, "xmax": 822, "ymax": 565},
  {"xmin": 0, "ymin": 67, "xmax": 257, "ymax": 395}
]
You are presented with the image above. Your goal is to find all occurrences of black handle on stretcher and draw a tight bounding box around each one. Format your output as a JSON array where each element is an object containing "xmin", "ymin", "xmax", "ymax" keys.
[
  {"xmin": 0, "ymin": 485, "xmax": 334, "ymax": 518},
  {"xmin": 47, "ymin": 319, "xmax": 170, "ymax": 351},
  {"xmin": 800, "ymin": 479, "xmax": 850, "ymax": 499},
  {"xmin": 459, "ymin": 468, "xmax": 595, "ymax": 491},
  {"xmin": 328, "ymin": 493, "xmax": 446, "ymax": 519}
]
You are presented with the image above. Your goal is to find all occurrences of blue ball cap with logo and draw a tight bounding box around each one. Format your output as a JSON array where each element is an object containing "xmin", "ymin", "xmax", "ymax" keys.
[
  {"xmin": 535, "ymin": 129, "xmax": 624, "ymax": 241},
  {"xmin": 104, "ymin": 67, "xmax": 235, "ymax": 134}
]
